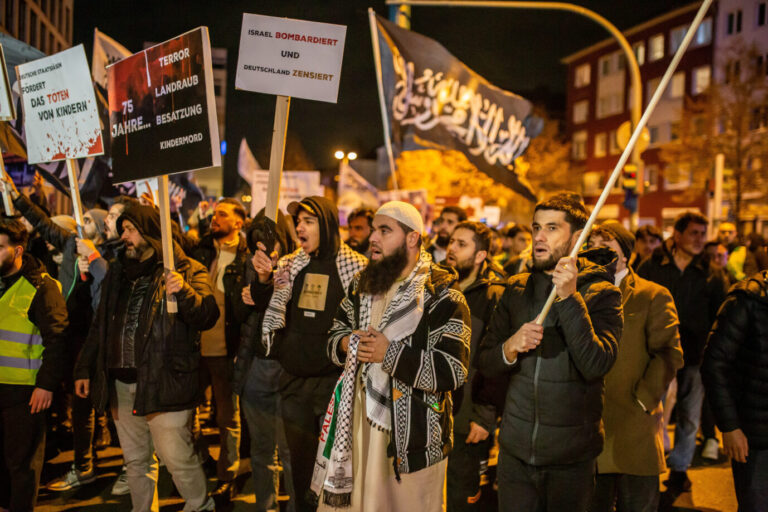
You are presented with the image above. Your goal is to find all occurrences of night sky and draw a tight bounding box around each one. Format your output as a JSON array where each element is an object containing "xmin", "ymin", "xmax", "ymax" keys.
[{"xmin": 74, "ymin": 0, "xmax": 696, "ymax": 194}]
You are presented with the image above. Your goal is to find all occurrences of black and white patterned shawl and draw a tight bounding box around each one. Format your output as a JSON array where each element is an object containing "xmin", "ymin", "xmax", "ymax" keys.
[
  {"xmin": 260, "ymin": 242, "xmax": 366, "ymax": 356},
  {"xmin": 310, "ymin": 250, "xmax": 432, "ymax": 507}
]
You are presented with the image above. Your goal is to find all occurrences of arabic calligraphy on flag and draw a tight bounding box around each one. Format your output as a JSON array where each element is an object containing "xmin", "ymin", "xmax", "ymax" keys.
[{"xmin": 374, "ymin": 15, "xmax": 542, "ymax": 201}]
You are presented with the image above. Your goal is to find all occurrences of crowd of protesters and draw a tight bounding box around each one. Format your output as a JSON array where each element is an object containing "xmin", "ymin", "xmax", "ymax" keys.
[{"xmin": 0, "ymin": 174, "xmax": 767, "ymax": 512}]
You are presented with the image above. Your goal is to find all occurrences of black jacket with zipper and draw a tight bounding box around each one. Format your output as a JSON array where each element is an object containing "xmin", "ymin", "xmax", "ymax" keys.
[
  {"xmin": 74, "ymin": 204, "xmax": 219, "ymax": 416},
  {"xmin": 702, "ymin": 271, "xmax": 768, "ymax": 450},
  {"xmin": 476, "ymin": 248, "xmax": 623, "ymax": 466},
  {"xmin": 190, "ymin": 233, "xmax": 251, "ymax": 358}
]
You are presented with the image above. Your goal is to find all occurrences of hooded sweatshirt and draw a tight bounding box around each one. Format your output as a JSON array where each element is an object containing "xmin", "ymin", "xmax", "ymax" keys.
[
  {"xmin": 253, "ymin": 197, "xmax": 353, "ymax": 377},
  {"xmin": 280, "ymin": 197, "xmax": 345, "ymax": 376}
]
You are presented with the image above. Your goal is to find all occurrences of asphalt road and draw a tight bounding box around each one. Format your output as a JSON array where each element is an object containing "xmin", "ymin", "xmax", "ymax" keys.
[{"xmin": 35, "ymin": 426, "xmax": 737, "ymax": 512}]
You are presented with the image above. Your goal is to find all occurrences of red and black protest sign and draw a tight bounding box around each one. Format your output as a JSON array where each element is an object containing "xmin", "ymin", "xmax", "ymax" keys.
[{"xmin": 107, "ymin": 27, "xmax": 220, "ymax": 182}]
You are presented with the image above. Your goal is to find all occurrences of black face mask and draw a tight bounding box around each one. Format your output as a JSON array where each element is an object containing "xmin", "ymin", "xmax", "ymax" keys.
[{"xmin": 358, "ymin": 243, "xmax": 409, "ymax": 296}]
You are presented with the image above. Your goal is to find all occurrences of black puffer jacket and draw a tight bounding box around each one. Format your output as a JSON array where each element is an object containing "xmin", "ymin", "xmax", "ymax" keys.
[
  {"xmin": 702, "ymin": 271, "xmax": 768, "ymax": 450},
  {"xmin": 75, "ymin": 204, "xmax": 219, "ymax": 415},
  {"xmin": 476, "ymin": 248, "xmax": 624, "ymax": 466}
]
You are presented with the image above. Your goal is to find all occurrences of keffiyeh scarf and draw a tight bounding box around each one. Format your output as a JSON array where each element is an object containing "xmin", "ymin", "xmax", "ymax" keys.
[
  {"xmin": 261, "ymin": 242, "xmax": 366, "ymax": 356},
  {"xmin": 310, "ymin": 251, "xmax": 432, "ymax": 507}
]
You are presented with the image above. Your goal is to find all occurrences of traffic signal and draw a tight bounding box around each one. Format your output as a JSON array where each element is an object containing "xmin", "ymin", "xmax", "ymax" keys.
[{"xmin": 622, "ymin": 164, "xmax": 638, "ymax": 191}]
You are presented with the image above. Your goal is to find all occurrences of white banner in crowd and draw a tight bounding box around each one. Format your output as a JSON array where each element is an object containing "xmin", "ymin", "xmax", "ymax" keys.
[
  {"xmin": 235, "ymin": 13, "xmax": 347, "ymax": 103},
  {"xmin": 337, "ymin": 161, "xmax": 379, "ymax": 225},
  {"xmin": 91, "ymin": 28, "xmax": 131, "ymax": 88},
  {"xmin": 250, "ymin": 170, "xmax": 323, "ymax": 215},
  {"xmin": 0, "ymin": 45, "xmax": 15, "ymax": 121},
  {"xmin": 16, "ymin": 45, "xmax": 104, "ymax": 164}
]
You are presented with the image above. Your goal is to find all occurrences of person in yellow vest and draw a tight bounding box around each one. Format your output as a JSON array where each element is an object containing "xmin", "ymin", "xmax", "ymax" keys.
[{"xmin": 0, "ymin": 217, "xmax": 69, "ymax": 511}]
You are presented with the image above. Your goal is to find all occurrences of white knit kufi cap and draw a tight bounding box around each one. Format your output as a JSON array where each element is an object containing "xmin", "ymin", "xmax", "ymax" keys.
[{"xmin": 376, "ymin": 201, "xmax": 424, "ymax": 234}]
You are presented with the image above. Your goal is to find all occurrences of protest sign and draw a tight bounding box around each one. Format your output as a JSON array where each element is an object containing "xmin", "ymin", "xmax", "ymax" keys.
[
  {"xmin": 0, "ymin": 44, "xmax": 15, "ymax": 214},
  {"xmin": 16, "ymin": 44, "xmax": 104, "ymax": 164},
  {"xmin": 250, "ymin": 170, "xmax": 322, "ymax": 215},
  {"xmin": 0, "ymin": 45, "xmax": 15, "ymax": 122},
  {"xmin": 235, "ymin": 14, "xmax": 347, "ymax": 103},
  {"xmin": 107, "ymin": 27, "xmax": 220, "ymax": 183}
]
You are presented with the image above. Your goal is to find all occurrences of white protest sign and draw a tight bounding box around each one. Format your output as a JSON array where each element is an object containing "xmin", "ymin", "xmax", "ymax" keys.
[
  {"xmin": 0, "ymin": 45, "xmax": 15, "ymax": 121},
  {"xmin": 235, "ymin": 14, "xmax": 347, "ymax": 103},
  {"xmin": 250, "ymin": 170, "xmax": 322, "ymax": 216},
  {"xmin": 16, "ymin": 45, "xmax": 104, "ymax": 164}
]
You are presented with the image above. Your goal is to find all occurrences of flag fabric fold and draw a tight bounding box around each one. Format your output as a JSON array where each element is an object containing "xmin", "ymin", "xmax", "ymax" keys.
[{"xmin": 373, "ymin": 15, "xmax": 541, "ymax": 201}]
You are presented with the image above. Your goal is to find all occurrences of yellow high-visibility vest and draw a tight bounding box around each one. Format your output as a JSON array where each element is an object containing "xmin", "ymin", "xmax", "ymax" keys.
[{"xmin": 0, "ymin": 276, "xmax": 43, "ymax": 386}]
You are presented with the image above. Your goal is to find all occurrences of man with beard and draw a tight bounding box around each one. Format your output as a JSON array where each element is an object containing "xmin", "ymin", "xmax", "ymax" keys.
[
  {"xmin": 347, "ymin": 208, "xmax": 374, "ymax": 258},
  {"xmin": 444, "ymin": 221, "xmax": 505, "ymax": 511},
  {"xmin": 253, "ymin": 196, "xmax": 367, "ymax": 512},
  {"xmin": 0, "ymin": 218, "xmax": 68, "ymax": 511},
  {"xmin": 190, "ymin": 198, "xmax": 251, "ymax": 507},
  {"xmin": 637, "ymin": 212, "xmax": 728, "ymax": 499},
  {"xmin": 427, "ymin": 206, "xmax": 467, "ymax": 264},
  {"xmin": 74, "ymin": 203, "xmax": 219, "ymax": 512},
  {"xmin": 476, "ymin": 195, "xmax": 624, "ymax": 512},
  {"xmin": 312, "ymin": 201, "xmax": 471, "ymax": 511}
]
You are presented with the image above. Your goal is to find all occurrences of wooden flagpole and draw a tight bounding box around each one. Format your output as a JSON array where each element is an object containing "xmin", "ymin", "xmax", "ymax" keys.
[
  {"xmin": 535, "ymin": 0, "xmax": 714, "ymax": 325},
  {"xmin": 265, "ymin": 95, "xmax": 290, "ymax": 222},
  {"xmin": 368, "ymin": 8, "xmax": 400, "ymax": 191},
  {"xmin": 157, "ymin": 173, "xmax": 177, "ymax": 313}
]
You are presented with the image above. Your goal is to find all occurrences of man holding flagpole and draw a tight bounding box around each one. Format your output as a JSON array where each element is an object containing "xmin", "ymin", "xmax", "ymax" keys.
[
  {"xmin": 476, "ymin": 195, "xmax": 623, "ymax": 511},
  {"xmin": 312, "ymin": 201, "xmax": 471, "ymax": 512}
]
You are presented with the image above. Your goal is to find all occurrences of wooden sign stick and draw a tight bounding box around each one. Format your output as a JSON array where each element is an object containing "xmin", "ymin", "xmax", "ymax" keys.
[
  {"xmin": 65, "ymin": 158, "xmax": 86, "ymax": 239},
  {"xmin": 0, "ymin": 152, "xmax": 12, "ymax": 216},
  {"xmin": 265, "ymin": 95, "xmax": 291, "ymax": 222},
  {"xmin": 157, "ymin": 173, "xmax": 178, "ymax": 314}
]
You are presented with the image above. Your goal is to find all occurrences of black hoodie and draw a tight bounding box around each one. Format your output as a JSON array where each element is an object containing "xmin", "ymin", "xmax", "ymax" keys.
[
  {"xmin": 252, "ymin": 197, "xmax": 347, "ymax": 377},
  {"xmin": 476, "ymin": 247, "xmax": 624, "ymax": 466}
]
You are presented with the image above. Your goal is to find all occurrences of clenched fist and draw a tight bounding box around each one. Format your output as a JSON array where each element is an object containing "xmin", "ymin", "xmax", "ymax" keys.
[{"xmin": 503, "ymin": 322, "xmax": 544, "ymax": 363}]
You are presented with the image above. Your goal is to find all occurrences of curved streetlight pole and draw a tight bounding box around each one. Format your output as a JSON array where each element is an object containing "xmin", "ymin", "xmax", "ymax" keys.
[{"xmin": 385, "ymin": 0, "xmax": 644, "ymax": 226}]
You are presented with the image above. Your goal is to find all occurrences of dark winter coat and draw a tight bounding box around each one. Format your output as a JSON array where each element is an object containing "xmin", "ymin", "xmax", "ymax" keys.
[
  {"xmin": 190, "ymin": 233, "xmax": 251, "ymax": 357},
  {"xmin": 476, "ymin": 248, "xmax": 624, "ymax": 466},
  {"xmin": 449, "ymin": 262, "xmax": 505, "ymax": 435},
  {"xmin": 637, "ymin": 243, "xmax": 728, "ymax": 366},
  {"xmin": 702, "ymin": 271, "xmax": 768, "ymax": 450},
  {"xmin": 74, "ymin": 204, "xmax": 219, "ymax": 416}
]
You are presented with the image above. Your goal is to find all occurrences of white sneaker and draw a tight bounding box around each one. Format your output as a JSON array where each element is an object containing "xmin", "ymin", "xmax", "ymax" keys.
[
  {"xmin": 47, "ymin": 464, "xmax": 96, "ymax": 491},
  {"xmin": 111, "ymin": 466, "xmax": 130, "ymax": 495},
  {"xmin": 702, "ymin": 438, "xmax": 719, "ymax": 460}
]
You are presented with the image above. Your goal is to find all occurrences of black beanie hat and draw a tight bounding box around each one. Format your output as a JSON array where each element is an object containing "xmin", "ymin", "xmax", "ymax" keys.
[{"xmin": 599, "ymin": 220, "xmax": 635, "ymax": 261}]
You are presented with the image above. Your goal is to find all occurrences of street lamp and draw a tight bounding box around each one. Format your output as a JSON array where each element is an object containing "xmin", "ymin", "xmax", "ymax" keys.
[{"xmin": 334, "ymin": 150, "xmax": 357, "ymax": 165}]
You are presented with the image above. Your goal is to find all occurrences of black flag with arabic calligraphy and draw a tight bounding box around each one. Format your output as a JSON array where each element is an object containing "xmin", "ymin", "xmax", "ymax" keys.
[{"xmin": 374, "ymin": 15, "xmax": 542, "ymax": 201}]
